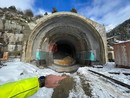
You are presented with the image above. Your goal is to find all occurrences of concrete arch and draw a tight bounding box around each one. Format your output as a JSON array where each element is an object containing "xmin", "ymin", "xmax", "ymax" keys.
[{"xmin": 23, "ymin": 12, "xmax": 107, "ymax": 72}]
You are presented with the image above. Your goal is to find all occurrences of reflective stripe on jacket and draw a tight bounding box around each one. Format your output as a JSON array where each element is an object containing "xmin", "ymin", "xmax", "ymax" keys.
[{"xmin": 0, "ymin": 77, "xmax": 39, "ymax": 98}]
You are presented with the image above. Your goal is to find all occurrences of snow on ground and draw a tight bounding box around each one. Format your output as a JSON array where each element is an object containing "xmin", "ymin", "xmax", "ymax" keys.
[
  {"xmin": 0, "ymin": 60, "xmax": 130, "ymax": 98},
  {"xmin": 0, "ymin": 59, "xmax": 62, "ymax": 98},
  {"xmin": 77, "ymin": 67, "xmax": 130, "ymax": 98},
  {"xmin": 90, "ymin": 62, "xmax": 130, "ymax": 84}
]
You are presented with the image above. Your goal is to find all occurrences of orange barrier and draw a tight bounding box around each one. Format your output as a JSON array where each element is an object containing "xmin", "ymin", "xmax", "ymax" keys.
[{"xmin": 0, "ymin": 52, "xmax": 9, "ymax": 61}]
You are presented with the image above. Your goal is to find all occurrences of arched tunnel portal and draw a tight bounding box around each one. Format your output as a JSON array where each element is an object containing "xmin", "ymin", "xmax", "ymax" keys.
[{"xmin": 23, "ymin": 12, "xmax": 107, "ymax": 72}]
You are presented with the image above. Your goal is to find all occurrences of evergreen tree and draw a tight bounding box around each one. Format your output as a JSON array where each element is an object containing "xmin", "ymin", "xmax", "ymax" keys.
[
  {"xmin": 70, "ymin": 8, "xmax": 77, "ymax": 13},
  {"xmin": 8, "ymin": 6, "xmax": 16, "ymax": 11},
  {"xmin": 52, "ymin": 7, "xmax": 58, "ymax": 13},
  {"xmin": 44, "ymin": 12, "xmax": 48, "ymax": 15}
]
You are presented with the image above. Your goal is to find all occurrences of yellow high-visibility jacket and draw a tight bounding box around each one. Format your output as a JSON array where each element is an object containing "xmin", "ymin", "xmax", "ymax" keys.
[{"xmin": 0, "ymin": 77, "xmax": 39, "ymax": 98}]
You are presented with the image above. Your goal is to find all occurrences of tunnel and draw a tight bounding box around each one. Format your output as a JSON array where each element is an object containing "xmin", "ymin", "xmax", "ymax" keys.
[
  {"xmin": 53, "ymin": 40, "xmax": 76, "ymax": 66},
  {"xmin": 23, "ymin": 12, "xmax": 107, "ymax": 72}
]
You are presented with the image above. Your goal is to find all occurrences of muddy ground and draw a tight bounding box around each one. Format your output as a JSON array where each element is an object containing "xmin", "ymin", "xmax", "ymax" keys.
[{"xmin": 52, "ymin": 74, "xmax": 92, "ymax": 98}]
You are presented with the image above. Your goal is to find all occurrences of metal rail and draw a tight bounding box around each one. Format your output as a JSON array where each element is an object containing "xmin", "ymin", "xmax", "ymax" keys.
[
  {"xmin": 108, "ymin": 72, "xmax": 130, "ymax": 75},
  {"xmin": 88, "ymin": 70, "xmax": 130, "ymax": 89}
]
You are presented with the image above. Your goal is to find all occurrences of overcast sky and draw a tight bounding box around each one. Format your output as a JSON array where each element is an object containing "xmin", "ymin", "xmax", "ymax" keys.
[{"xmin": 0, "ymin": 0, "xmax": 130, "ymax": 32}]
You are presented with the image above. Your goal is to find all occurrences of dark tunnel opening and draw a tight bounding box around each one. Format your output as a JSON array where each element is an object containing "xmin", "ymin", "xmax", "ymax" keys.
[{"xmin": 53, "ymin": 40, "xmax": 76, "ymax": 66}]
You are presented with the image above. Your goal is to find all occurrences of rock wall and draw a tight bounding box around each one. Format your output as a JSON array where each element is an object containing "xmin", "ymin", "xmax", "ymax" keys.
[{"xmin": 0, "ymin": 7, "xmax": 32, "ymax": 56}]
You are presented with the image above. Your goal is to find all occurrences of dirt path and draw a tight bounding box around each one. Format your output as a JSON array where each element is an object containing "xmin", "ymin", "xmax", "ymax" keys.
[
  {"xmin": 52, "ymin": 76, "xmax": 74, "ymax": 98},
  {"xmin": 52, "ymin": 73, "xmax": 92, "ymax": 98},
  {"xmin": 77, "ymin": 72, "xmax": 92, "ymax": 97}
]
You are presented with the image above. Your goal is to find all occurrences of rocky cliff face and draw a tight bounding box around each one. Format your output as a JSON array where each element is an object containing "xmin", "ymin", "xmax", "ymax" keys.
[
  {"xmin": 107, "ymin": 18, "xmax": 130, "ymax": 45},
  {"xmin": 0, "ymin": 6, "xmax": 37, "ymax": 57}
]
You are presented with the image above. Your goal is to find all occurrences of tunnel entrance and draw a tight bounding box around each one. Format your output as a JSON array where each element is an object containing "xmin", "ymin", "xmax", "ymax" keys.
[
  {"xmin": 53, "ymin": 40, "xmax": 76, "ymax": 66},
  {"xmin": 24, "ymin": 12, "xmax": 107, "ymax": 72}
]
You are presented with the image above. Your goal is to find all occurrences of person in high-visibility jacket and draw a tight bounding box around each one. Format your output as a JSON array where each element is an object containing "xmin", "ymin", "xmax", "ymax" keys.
[{"xmin": 0, "ymin": 75, "xmax": 66, "ymax": 98}]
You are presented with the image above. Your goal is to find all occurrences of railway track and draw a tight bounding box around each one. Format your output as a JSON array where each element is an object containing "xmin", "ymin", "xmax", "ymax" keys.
[{"xmin": 88, "ymin": 69, "xmax": 130, "ymax": 89}]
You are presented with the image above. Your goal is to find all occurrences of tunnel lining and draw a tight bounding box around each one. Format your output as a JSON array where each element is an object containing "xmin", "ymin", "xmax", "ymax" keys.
[
  {"xmin": 24, "ymin": 12, "xmax": 107, "ymax": 70},
  {"xmin": 46, "ymin": 29, "xmax": 92, "ymax": 66}
]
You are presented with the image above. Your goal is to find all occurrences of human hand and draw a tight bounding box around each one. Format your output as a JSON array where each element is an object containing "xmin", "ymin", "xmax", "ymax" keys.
[{"xmin": 45, "ymin": 75, "xmax": 66, "ymax": 88}]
